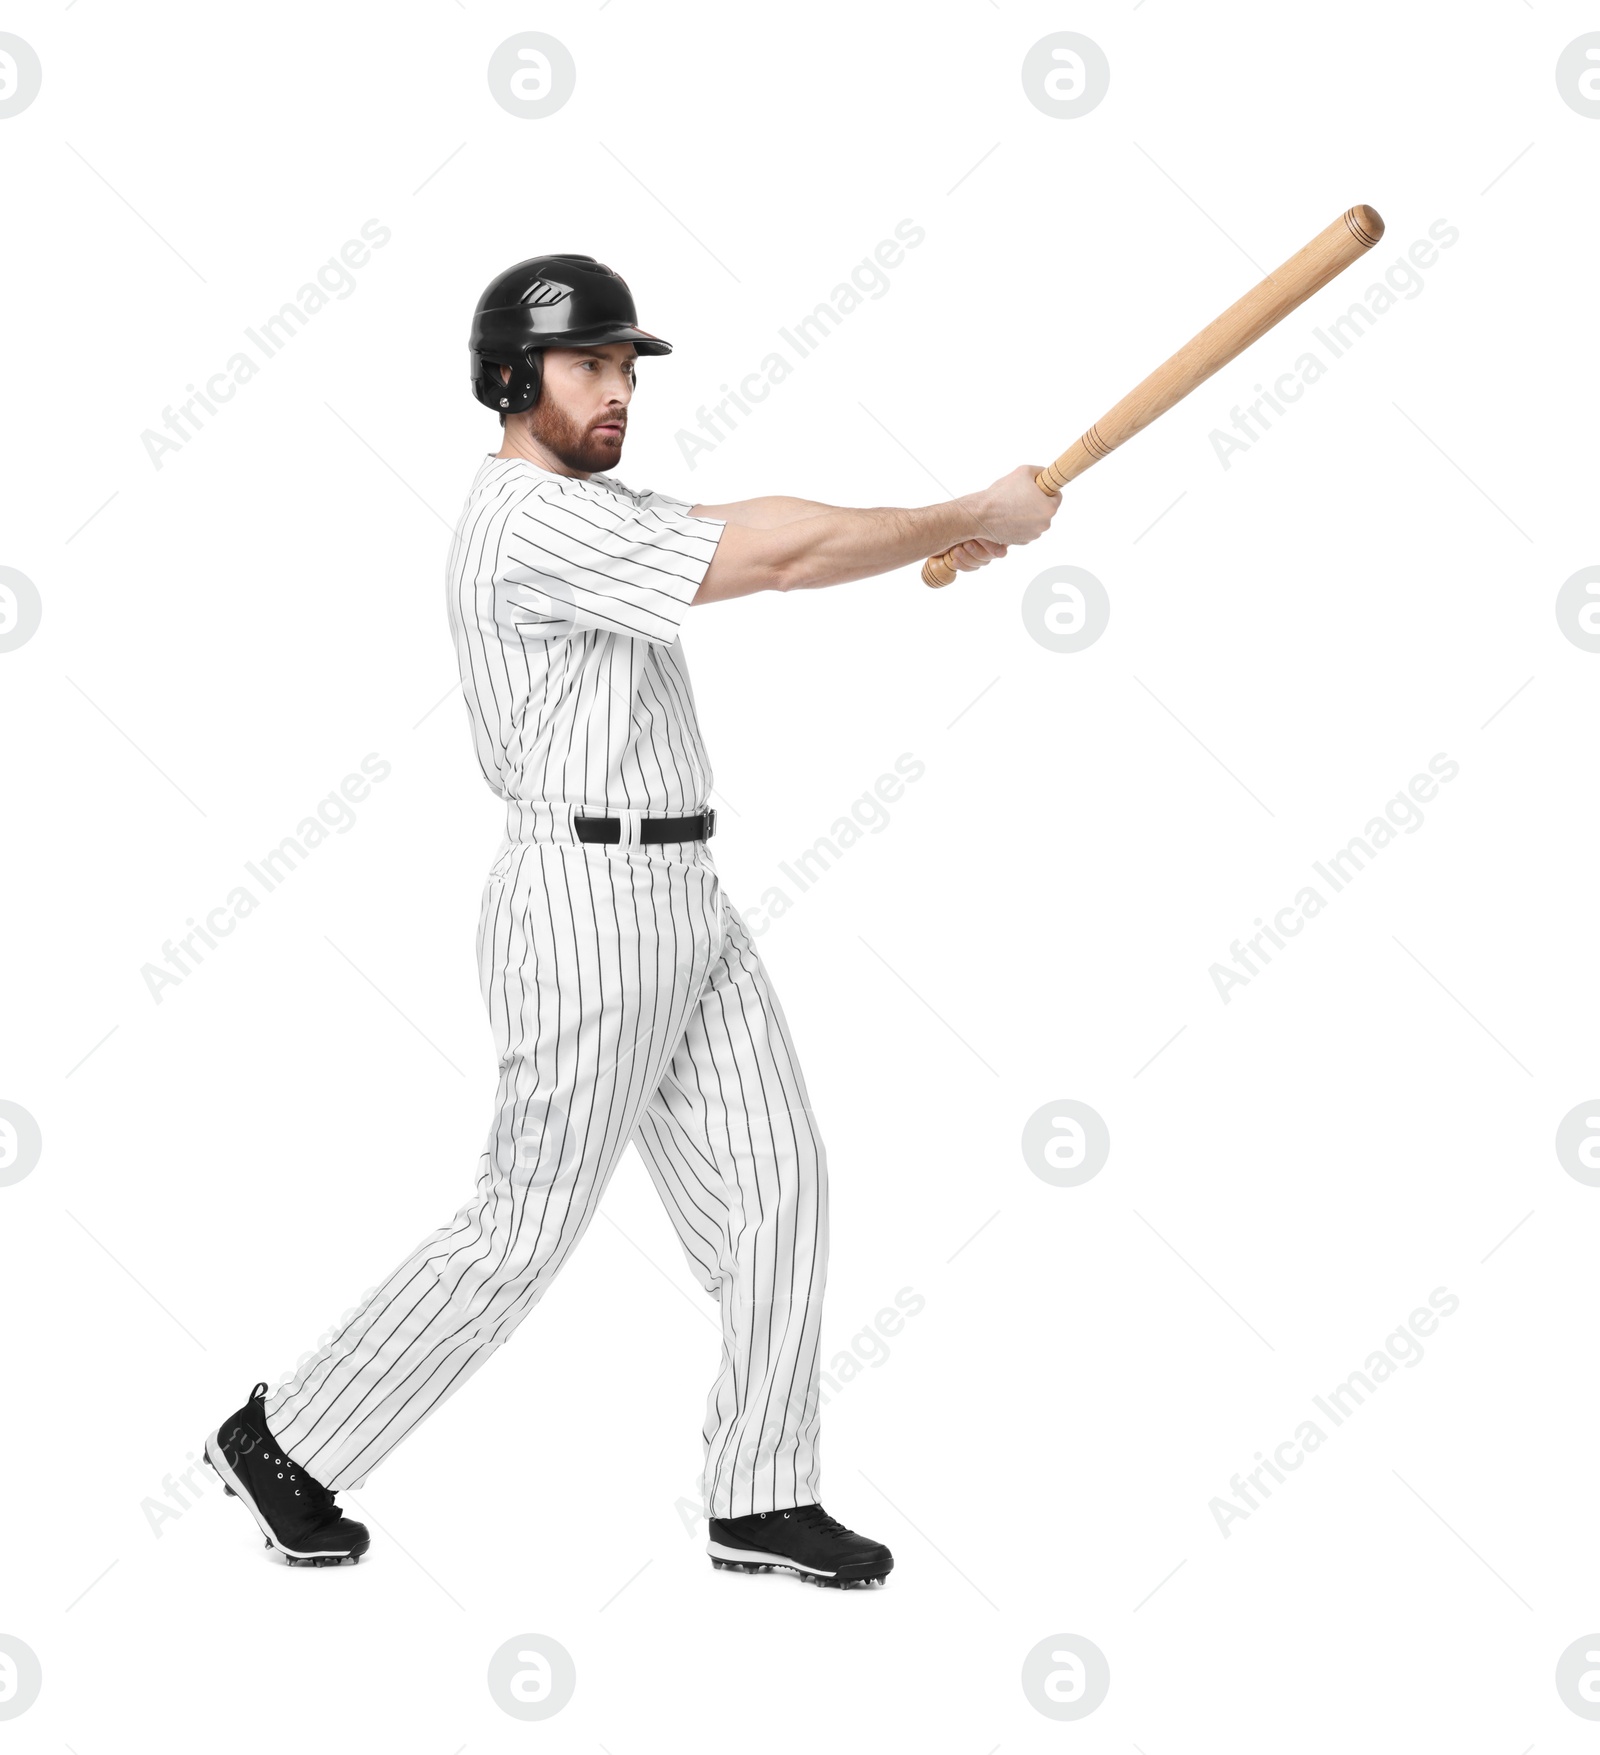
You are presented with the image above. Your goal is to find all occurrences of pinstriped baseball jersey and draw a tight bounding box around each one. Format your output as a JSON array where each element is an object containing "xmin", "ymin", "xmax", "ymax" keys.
[{"xmin": 446, "ymin": 455, "xmax": 726, "ymax": 825}]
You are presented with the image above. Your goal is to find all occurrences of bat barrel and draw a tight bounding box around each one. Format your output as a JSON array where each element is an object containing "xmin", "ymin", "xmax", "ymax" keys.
[
  {"xmin": 1344, "ymin": 204, "xmax": 1383, "ymax": 248},
  {"xmin": 1080, "ymin": 205, "xmax": 1385, "ymax": 462},
  {"xmin": 920, "ymin": 205, "xmax": 1384, "ymax": 588}
]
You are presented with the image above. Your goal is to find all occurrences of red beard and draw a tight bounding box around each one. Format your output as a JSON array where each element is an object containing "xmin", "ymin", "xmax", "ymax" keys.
[{"xmin": 530, "ymin": 399, "xmax": 625, "ymax": 473}]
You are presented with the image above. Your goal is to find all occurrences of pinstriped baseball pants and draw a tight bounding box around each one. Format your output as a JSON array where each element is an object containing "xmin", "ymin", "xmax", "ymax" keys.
[{"xmin": 265, "ymin": 834, "xmax": 829, "ymax": 1517}]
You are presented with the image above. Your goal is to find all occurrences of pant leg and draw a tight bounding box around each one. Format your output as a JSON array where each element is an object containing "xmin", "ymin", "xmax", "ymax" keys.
[
  {"xmin": 630, "ymin": 893, "xmax": 829, "ymax": 1520},
  {"xmin": 266, "ymin": 838, "xmax": 720, "ymax": 1490}
]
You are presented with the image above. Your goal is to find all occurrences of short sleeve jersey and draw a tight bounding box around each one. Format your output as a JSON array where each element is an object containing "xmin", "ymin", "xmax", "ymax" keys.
[{"xmin": 446, "ymin": 455, "xmax": 726, "ymax": 818}]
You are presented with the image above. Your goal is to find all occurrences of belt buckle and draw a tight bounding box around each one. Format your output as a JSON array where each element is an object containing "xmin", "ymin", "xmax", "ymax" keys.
[{"xmin": 704, "ymin": 807, "xmax": 717, "ymax": 840}]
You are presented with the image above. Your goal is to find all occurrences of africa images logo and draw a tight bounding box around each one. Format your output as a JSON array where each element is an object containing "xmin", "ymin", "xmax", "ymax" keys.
[
  {"xmin": 1207, "ymin": 221, "xmax": 1459, "ymax": 470},
  {"xmin": 1209, "ymin": 754, "xmax": 1459, "ymax": 1003},
  {"xmin": 1209, "ymin": 1289, "xmax": 1459, "ymax": 1537}
]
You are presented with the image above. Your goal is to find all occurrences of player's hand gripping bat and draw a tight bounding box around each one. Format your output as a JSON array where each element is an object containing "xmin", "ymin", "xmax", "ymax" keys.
[{"xmin": 921, "ymin": 205, "xmax": 1385, "ymax": 587}]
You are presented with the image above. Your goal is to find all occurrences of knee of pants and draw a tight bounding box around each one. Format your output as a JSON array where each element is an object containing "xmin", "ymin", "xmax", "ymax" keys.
[
  {"xmin": 729, "ymin": 1123, "xmax": 829, "ymax": 1264},
  {"xmin": 745, "ymin": 1113, "xmax": 827, "ymax": 1207},
  {"xmin": 491, "ymin": 1094, "xmax": 589, "ymax": 1190}
]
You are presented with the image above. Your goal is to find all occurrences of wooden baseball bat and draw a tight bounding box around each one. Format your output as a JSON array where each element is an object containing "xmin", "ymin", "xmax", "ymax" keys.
[{"xmin": 921, "ymin": 205, "xmax": 1385, "ymax": 587}]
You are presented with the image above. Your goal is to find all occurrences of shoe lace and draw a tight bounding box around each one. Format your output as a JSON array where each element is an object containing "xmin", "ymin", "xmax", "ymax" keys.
[
  {"xmin": 789, "ymin": 1503, "xmax": 850, "ymax": 1539},
  {"xmin": 261, "ymin": 1441, "xmax": 337, "ymax": 1515},
  {"xmin": 296, "ymin": 1474, "xmax": 338, "ymax": 1516}
]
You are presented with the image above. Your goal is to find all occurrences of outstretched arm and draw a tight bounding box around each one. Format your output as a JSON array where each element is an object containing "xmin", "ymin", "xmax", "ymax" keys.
[
  {"xmin": 690, "ymin": 466, "xmax": 1059, "ymax": 605},
  {"xmin": 689, "ymin": 495, "xmax": 836, "ymax": 529}
]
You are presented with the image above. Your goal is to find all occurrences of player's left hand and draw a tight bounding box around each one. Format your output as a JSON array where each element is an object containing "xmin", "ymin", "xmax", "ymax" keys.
[{"xmin": 948, "ymin": 538, "xmax": 1009, "ymax": 572}]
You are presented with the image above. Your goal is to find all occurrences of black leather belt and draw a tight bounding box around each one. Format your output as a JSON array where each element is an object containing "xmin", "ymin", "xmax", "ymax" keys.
[{"xmin": 574, "ymin": 809, "xmax": 716, "ymax": 846}]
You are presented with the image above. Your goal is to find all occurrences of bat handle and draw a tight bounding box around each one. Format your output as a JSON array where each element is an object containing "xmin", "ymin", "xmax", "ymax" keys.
[{"xmin": 919, "ymin": 461, "xmax": 1068, "ymax": 589}]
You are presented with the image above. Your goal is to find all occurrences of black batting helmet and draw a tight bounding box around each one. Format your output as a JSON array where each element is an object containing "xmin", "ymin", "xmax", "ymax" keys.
[{"xmin": 468, "ymin": 254, "xmax": 672, "ymax": 414}]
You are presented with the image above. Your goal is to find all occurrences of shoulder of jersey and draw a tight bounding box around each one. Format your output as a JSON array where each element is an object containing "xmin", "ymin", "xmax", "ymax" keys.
[
  {"xmin": 471, "ymin": 460, "xmax": 649, "ymax": 519},
  {"xmin": 589, "ymin": 471, "xmax": 643, "ymax": 506}
]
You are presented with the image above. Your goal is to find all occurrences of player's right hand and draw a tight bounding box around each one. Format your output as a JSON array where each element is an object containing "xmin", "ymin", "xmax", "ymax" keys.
[
  {"xmin": 974, "ymin": 465, "xmax": 1061, "ymax": 546},
  {"xmin": 946, "ymin": 537, "xmax": 1009, "ymax": 572}
]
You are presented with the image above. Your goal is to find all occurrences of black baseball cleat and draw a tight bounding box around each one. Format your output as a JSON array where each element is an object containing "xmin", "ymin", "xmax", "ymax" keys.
[
  {"xmin": 707, "ymin": 1503, "xmax": 892, "ymax": 1589},
  {"xmin": 204, "ymin": 1382, "xmax": 369, "ymax": 1567}
]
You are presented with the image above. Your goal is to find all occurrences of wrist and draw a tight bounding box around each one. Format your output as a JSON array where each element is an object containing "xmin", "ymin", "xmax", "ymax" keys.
[{"xmin": 954, "ymin": 489, "xmax": 994, "ymax": 542}]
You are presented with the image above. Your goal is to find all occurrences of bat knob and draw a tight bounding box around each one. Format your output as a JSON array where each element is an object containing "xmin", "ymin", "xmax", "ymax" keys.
[{"xmin": 921, "ymin": 553, "xmax": 958, "ymax": 588}]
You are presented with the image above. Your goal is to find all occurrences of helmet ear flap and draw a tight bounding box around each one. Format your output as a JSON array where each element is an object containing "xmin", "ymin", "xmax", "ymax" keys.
[
  {"xmin": 472, "ymin": 348, "xmax": 543, "ymax": 414},
  {"xmin": 507, "ymin": 348, "xmax": 542, "ymax": 414}
]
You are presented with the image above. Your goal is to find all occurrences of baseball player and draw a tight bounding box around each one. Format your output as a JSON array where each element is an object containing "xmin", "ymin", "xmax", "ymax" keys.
[{"xmin": 204, "ymin": 254, "xmax": 1057, "ymax": 1587}]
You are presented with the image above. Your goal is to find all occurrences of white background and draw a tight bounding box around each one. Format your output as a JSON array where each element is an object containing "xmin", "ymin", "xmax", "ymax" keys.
[{"xmin": 2, "ymin": 1, "xmax": 1597, "ymax": 1747}]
